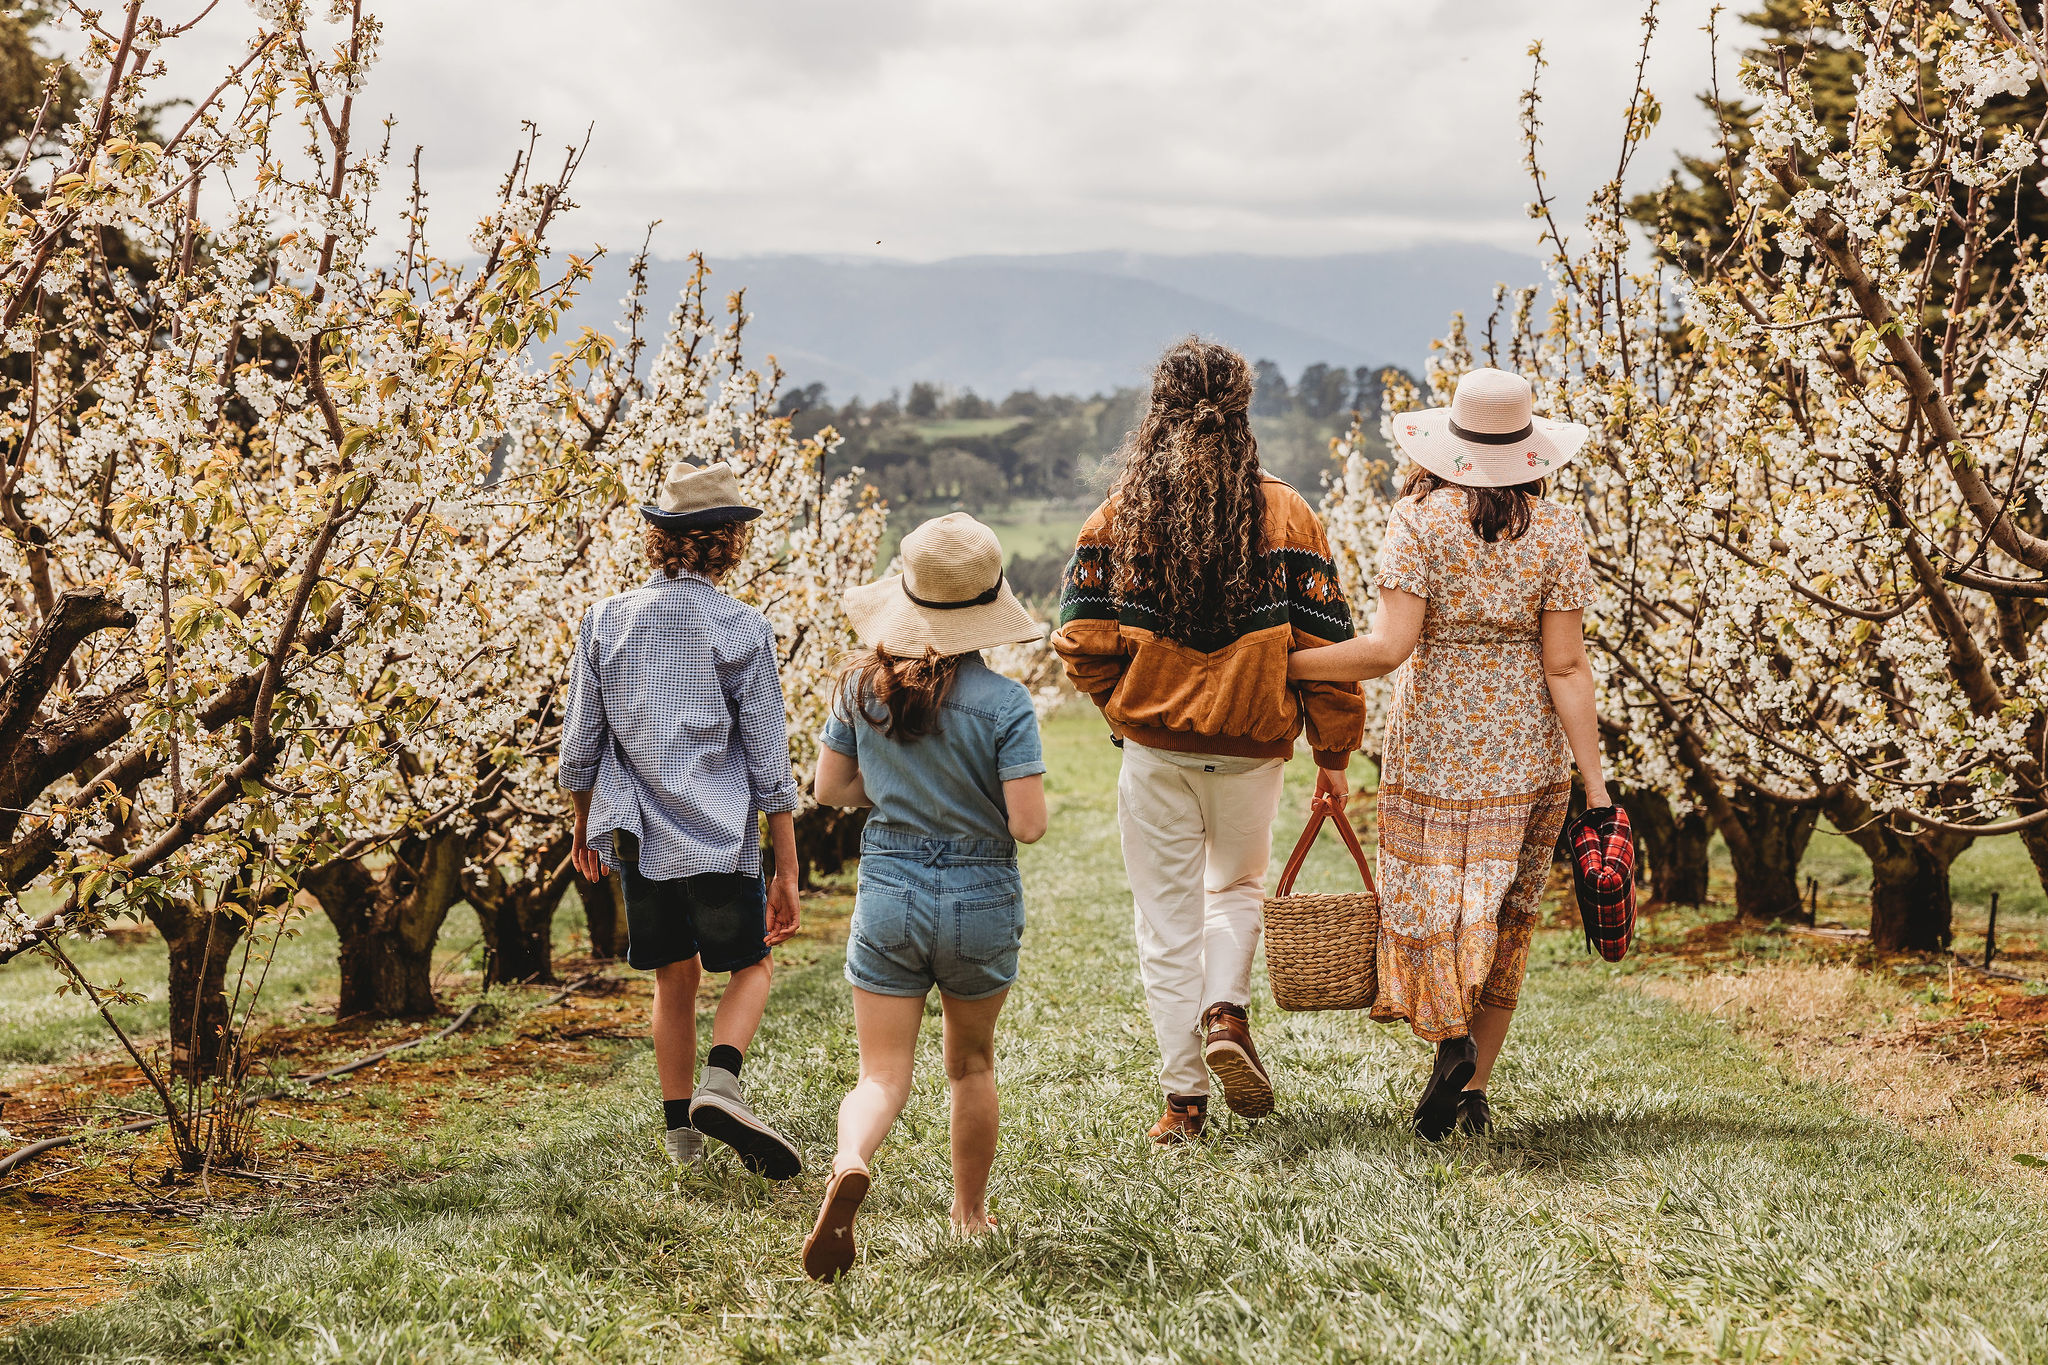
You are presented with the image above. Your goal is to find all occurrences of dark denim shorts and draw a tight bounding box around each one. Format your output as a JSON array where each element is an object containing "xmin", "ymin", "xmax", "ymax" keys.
[
  {"xmin": 614, "ymin": 832, "xmax": 768, "ymax": 974},
  {"xmin": 845, "ymin": 827, "xmax": 1024, "ymax": 1001}
]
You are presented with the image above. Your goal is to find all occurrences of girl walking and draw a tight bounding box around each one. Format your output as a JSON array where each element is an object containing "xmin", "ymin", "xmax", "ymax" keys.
[
  {"xmin": 803, "ymin": 513, "xmax": 1049, "ymax": 1282},
  {"xmin": 1289, "ymin": 367, "xmax": 1604, "ymax": 1140},
  {"xmin": 1052, "ymin": 339, "xmax": 1364, "ymax": 1142}
]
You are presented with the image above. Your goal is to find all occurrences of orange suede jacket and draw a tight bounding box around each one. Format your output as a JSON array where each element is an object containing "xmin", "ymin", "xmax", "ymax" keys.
[{"xmin": 1050, "ymin": 475, "xmax": 1364, "ymax": 768}]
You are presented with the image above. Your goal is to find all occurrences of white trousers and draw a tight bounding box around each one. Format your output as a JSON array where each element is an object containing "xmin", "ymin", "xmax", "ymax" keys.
[{"xmin": 1117, "ymin": 741, "xmax": 1286, "ymax": 1097}]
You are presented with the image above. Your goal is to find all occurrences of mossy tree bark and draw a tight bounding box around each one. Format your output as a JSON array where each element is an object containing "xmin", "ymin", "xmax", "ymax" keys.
[{"xmin": 303, "ymin": 829, "xmax": 468, "ymax": 1018}]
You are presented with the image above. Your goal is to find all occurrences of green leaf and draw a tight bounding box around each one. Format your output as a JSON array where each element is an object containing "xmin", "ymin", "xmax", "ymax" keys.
[{"xmin": 2017, "ymin": 1153, "xmax": 2048, "ymax": 1168}]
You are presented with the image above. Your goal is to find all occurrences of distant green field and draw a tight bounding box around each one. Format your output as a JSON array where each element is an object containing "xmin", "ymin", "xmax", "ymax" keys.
[
  {"xmin": 910, "ymin": 416, "xmax": 1025, "ymax": 442},
  {"xmin": 875, "ymin": 497, "xmax": 1089, "ymax": 568}
]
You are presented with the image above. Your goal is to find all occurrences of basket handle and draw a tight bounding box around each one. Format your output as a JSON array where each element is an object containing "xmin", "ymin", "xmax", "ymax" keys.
[{"xmin": 1275, "ymin": 790, "xmax": 1378, "ymax": 898}]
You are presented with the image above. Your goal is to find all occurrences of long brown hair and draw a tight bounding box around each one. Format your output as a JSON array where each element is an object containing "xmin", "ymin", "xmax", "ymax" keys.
[
  {"xmin": 842, "ymin": 648, "xmax": 961, "ymax": 741},
  {"xmin": 1108, "ymin": 339, "xmax": 1268, "ymax": 641},
  {"xmin": 1400, "ymin": 467, "xmax": 1547, "ymax": 543},
  {"xmin": 646, "ymin": 520, "xmax": 751, "ymax": 580}
]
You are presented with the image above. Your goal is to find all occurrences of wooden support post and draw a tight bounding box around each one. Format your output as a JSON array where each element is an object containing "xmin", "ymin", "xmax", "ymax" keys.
[{"xmin": 1984, "ymin": 892, "xmax": 2000, "ymax": 969}]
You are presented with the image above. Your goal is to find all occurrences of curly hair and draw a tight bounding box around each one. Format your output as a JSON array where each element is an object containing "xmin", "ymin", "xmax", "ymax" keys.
[
  {"xmin": 645, "ymin": 520, "xmax": 752, "ymax": 581},
  {"xmin": 1107, "ymin": 339, "xmax": 1268, "ymax": 641}
]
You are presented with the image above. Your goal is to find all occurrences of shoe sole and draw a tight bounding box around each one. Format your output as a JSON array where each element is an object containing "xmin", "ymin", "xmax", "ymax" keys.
[
  {"xmin": 689, "ymin": 1098, "xmax": 803, "ymax": 1181},
  {"xmin": 1414, "ymin": 1057, "xmax": 1477, "ymax": 1142},
  {"xmin": 1204, "ymin": 1040, "xmax": 1275, "ymax": 1119},
  {"xmin": 802, "ymin": 1168, "xmax": 871, "ymax": 1282}
]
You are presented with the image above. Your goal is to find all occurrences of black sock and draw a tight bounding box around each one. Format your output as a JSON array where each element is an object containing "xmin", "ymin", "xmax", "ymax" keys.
[
  {"xmin": 663, "ymin": 1097, "xmax": 693, "ymax": 1131},
  {"xmin": 707, "ymin": 1044, "xmax": 743, "ymax": 1077}
]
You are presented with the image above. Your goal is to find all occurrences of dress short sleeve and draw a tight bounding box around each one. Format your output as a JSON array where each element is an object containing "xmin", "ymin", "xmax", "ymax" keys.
[
  {"xmin": 1541, "ymin": 513, "xmax": 1596, "ymax": 611},
  {"xmin": 820, "ymin": 680, "xmax": 860, "ymax": 758},
  {"xmin": 1376, "ymin": 499, "xmax": 1430, "ymax": 598},
  {"xmin": 994, "ymin": 685, "xmax": 1046, "ymax": 782}
]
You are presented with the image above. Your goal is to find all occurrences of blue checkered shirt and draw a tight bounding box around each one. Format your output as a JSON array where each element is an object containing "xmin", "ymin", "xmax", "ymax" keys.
[{"xmin": 557, "ymin": 571, "xmax": 799, "ymax": 880}]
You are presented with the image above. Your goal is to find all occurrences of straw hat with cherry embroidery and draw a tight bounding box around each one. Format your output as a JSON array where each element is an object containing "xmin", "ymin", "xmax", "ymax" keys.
[{"xmin": 1391, "ymin": 368, "xmax": 1590, "ymax": 488}]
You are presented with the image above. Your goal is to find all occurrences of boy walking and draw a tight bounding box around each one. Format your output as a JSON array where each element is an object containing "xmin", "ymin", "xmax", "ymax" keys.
[{"xmin": 560, "ymin": 460, "xmax": 804, "ymax": 1179}]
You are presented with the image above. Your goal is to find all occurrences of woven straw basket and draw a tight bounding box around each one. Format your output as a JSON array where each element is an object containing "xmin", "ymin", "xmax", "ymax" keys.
[{"xmin": 1263, "ymin": 791, "xmax": 1380, "ymax": 1012}]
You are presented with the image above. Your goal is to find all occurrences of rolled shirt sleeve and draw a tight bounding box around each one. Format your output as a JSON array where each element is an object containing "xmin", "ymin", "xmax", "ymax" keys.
[
  {"xmin": 556, "ymin": 607, "xmax": 607, "ymax": 792},
  {"xmin": 995, "ymin": 691, "xmax": 1047, "ymax": 781}
]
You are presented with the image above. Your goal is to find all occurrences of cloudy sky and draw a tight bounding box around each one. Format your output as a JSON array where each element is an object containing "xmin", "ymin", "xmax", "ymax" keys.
[{"xmin": 133, "ymin": 0, "xmax": 1741, "ymax": 263}]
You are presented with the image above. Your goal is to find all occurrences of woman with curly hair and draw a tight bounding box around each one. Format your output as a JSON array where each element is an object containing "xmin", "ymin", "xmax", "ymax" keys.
[{"xmin": 1053, "ymin": 339, "xmax": 1364, "ymax": 1143}]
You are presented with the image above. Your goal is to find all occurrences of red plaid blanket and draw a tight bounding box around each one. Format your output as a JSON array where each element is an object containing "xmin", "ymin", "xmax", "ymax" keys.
[{"xmin": 1565, "ymin": 804, "xmax": 1636, "ymax": 962}]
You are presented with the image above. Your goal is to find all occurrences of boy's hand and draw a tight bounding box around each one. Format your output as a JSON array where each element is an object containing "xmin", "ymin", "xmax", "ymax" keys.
[
  {"xmin": 569, "ymin": 803, "xmax": 606, "ymax": 882},
  {"xmin": 764, "ymin": 871, "xmax": 801, "ymax": 947}
]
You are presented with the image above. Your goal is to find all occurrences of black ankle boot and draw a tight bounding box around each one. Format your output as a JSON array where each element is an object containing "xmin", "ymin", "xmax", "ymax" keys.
[
  {"xmin": 1457, "ymin": 1089, "xmax": 1491, "ymax": 1136},
  {"xmin": 1414, "ymin": 1036, "xmax": 1478, "ymax": 1141}
]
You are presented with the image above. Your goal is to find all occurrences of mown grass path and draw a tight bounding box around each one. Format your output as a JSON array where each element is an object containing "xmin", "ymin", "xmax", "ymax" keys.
[{"xmin": 9, "ymin": 711, "xmax": 2048, "ymax": 1363}]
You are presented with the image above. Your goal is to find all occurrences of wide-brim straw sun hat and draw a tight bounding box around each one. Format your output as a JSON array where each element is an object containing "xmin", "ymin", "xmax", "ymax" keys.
[
  {"xmin": 639, "ymin": 460, "xmax": 764, "ymax": 529},
  {"xmin": 844, "ymin": 512, "xmax": 1042, "ymax": 657},
  {"xmin": 1390, "ymin": 367, "xmax": 1590, "ymax": 488}
]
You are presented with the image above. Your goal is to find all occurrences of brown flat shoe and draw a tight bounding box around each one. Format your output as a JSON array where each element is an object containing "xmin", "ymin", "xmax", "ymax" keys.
[
  {"xmin": 1202, "ymin": 1002, "xmax": 1274, "ymax": 1118},
  {"xmin": 801, "ymin": 1164, "xmax": 871, "ymax": 1282},
  {"xmin": 1148, "ymin": 1093, "xmax": 1207, "ymax": 1145}
]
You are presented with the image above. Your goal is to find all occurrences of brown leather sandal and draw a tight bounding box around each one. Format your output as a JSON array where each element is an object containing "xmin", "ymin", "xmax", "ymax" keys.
[{"xmin": 801, "ymin": 1163, "xmax": 872, "ymax": 1282}]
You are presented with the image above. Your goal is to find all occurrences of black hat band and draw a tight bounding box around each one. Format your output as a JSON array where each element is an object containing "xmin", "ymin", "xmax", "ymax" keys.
[
  {"xmin": 905, "ymin": 574, "xmax": 1005, "ymax": 610},
  {"xmin": 1448, "ymin": 419, "xmax": 1535, "ymax": 445}
]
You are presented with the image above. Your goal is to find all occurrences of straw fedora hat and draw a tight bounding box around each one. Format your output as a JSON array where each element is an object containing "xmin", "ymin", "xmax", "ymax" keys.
[
  {"xmin": 639, "ymin": 460, "xmax": 763, "ymax": 529},
  {"xmin": 844, "ymin": 513, "xmax": 1042, "ymax": 657},
  {"xmin": 1390, "ymin": 368, "xmax": 1590, "ymax": 488}
]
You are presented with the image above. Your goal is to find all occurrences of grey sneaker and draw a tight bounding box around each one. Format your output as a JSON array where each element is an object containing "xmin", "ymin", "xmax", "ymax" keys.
[
  {"xmin": 688, "ymin": 1067, "xmax": 802, "ymax": 1180},
  {"xmin": 662, "ymin": 1126, "xmax": 705, "ymax": 1165}
]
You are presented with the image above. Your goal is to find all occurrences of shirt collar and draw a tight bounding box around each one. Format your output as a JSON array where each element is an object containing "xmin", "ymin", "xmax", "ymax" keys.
[{"xmin": 644, "ymin": 568, "xmax": 710, "ymax": 590}]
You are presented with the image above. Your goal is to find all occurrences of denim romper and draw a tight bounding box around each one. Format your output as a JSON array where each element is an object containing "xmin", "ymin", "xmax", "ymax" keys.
[
  {"xmin": 820, "ymin": 654, "xmax": 1045, "ymax": 1000},
  {"xmin": 845, "ymin": 828, "xmax": 1025, "ymax": 999}
]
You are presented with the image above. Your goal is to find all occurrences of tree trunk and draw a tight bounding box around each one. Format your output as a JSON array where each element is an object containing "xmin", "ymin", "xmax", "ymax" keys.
[
  {"xmin": 794, "ymin": 805, "xmax": 867, "ymax": 887},
  {"xmin": 1720, "ymin": 793, "xmax": 1817, "ymax": 923},
  {"xmin": 303, "ymin": 829, "xmax": 468, "ymax": 1018},
  {"xmin": 1625, "ymin": 788, "xmax": 1711, "ymax": 907},
  {"xmin": 468, "ymin": 833, "xmax": 576, "ymax": 986},
  {"xmin": 578, "ymin": 866, "xmax": 627, "ymax": 962},
  {"xmin": 1829, "ymin": 797, "xmax": 1971, "ymax": 952},
  {"xmin": 145, "ymin": 899, "xmax": 246, "ymax": 1079}
]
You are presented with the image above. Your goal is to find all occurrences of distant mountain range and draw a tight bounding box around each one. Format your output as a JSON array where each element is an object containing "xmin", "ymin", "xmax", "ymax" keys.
[{"xmin": 558, "ymin": 246, "xmax": 1546, "ymax": 400}]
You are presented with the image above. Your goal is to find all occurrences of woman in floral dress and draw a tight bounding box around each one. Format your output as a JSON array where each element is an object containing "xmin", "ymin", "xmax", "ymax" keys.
[{"xmin": 1289, "ymin": 368, "xmax": 1610, "ymax": 1141}]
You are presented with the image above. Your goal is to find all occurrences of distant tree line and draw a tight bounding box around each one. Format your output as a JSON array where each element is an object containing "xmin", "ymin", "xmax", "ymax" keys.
[{"xmin": 776, "ymin": 360, "xmax": 1409, "ymax": 602}]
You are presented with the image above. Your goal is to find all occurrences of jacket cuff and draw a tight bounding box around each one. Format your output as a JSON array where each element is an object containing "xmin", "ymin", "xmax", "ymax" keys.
[{"xmin": 1312, "ymin": 747, "xmax": 1352, "ymax": 771}]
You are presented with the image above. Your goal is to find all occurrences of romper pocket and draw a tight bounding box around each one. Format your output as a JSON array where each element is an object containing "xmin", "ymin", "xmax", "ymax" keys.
[
  {"xmin": 853, "ymin": 872, "xmax": 915, "ymax": 952},
  {"xmin": 953, "ymin": 869, "xmax": 1025, "ymax": 965}
]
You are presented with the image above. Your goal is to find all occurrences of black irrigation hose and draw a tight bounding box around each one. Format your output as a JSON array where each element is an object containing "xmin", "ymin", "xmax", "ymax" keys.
[{"xmin": 0, "ymin": 973, "xmax": 604, "ymax": 1180}]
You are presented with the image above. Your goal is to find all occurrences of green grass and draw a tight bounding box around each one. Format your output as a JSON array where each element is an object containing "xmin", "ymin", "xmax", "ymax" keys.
[
  {"xmin": 910, "ymin": 417, "xmax": 1027, "ymax": 442},
  {"xmin": 0, "ymin": 899, "xmax": 581, "ymax": 1077},
  {"xmin": 8, "ymin": 710, "xmax": 2048, "ymax": 1361},
  {"xmin": 1701, "ymin": 821, "xmax": 2046, "ymax": 957}
]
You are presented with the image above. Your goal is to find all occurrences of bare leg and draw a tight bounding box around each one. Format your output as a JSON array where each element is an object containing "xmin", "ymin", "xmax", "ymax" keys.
[
  {"xmin": 710, "ymin": 955, "xmax": 772, "ymax": 1052},
  {"xmin": 940, "ymin": 988, "xmax": 1008, "ymax": 1233},
  {"xmin": 652, "ymin": 957, "xmax": 702, "ymax": 1102},
  {"xmin": 834, "ymin": 988, "xmax": 926, "ymax": 1173},
  {"xmin": 1467, "ymin": 1002, "xmax": 1515, "ymax": 1090}
]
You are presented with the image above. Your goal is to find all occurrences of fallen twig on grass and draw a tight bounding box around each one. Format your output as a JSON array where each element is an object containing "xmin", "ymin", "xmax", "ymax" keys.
[
  {"xmin": 0, "ymin": 972, "xmax": 607, "ymax": 1178},
  {"xmin": 1952, "ymin": 953, "xmax": 2046, "ymax": 985}
]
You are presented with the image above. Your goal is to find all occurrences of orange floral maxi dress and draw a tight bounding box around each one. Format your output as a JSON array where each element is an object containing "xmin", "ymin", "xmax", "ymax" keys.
[{"xmin": 1369, "ymin": 488, "xmax": 1594, "ymax": 1042}]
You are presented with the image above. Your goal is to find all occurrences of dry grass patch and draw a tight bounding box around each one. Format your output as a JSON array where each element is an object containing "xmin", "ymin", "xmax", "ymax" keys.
[{"xmin": 1640, "ymin": 960, "xmax": 2048, "ymax": 1178}]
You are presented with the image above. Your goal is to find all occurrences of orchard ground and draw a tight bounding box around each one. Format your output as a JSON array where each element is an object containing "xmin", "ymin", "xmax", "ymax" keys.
[{"xmin": 0, "ymin": 707, "xmax": 2044, "ymax": 1361}]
